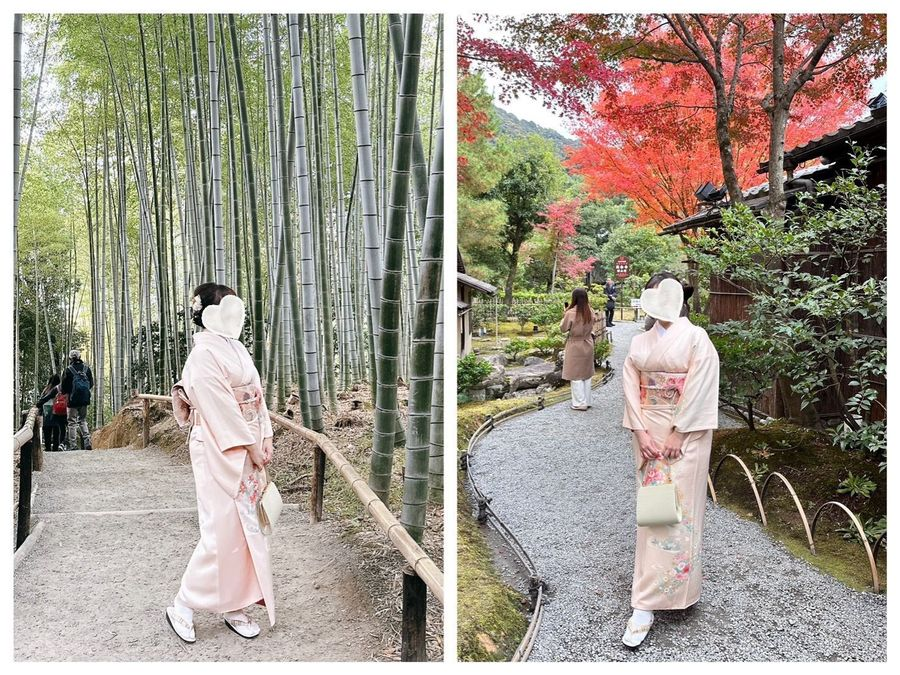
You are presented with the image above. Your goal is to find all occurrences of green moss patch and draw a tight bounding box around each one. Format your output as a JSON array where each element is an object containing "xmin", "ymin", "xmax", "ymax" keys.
[
  {"xmin": 711, "ymin": 419, "xmax": 886, "ymax": 592},
  {"xmin": 457, "ymin": 479, "xmax": 528, "ymax": 661},
  {"xmin": 457, "ymin": 399, "xmax": 531, "ymax": 661}
]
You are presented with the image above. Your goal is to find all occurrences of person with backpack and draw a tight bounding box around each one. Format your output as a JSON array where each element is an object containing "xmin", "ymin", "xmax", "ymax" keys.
[
  {"xmin": 35, "ymin": 373, "xmax": 68, "ymax": 452},
  {"xmin": 61, "ymin": 349, "xmax": 94, "ymax": 451}
]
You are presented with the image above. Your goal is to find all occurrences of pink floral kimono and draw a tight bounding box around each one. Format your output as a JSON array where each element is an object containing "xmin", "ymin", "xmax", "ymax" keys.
[
  {"xmin": 622, "ymin": 316, "xmax": 719, "ymax": 610},
  {"xmin": 172, "ymin": 330, "xmax": 276, "ymax": 626}
]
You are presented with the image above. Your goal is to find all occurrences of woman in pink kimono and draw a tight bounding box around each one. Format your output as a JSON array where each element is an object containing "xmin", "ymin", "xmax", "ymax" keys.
[
  {"xmin": 165, "ymin": 283, "xmax": 276, "ymax": 643},
  {"xmin": 621, "ymin": 274, "xmax": 719, "ymax": 648}
]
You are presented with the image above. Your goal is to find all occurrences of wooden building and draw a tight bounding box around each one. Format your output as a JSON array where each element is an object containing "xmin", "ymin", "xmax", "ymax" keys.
[
  {"xmin": 457, "ymin": 250, "xmax": 497, "ymax": 357},
  {"xmin": 662, "ymin": 96, "xmax": 886, "ymax": 422}
]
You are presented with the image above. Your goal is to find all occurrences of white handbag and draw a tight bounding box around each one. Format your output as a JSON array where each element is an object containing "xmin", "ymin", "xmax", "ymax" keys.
[
  {"xmin": 636, "ymin": 460, "xmax": 683, "ymax": 527},
  {"xmin": 257, "ymin": 467, "xmax": 283, "ymax": 536}
]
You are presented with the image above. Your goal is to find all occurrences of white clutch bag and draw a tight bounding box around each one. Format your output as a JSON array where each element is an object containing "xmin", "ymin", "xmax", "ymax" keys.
[
  {"xmin": 636, "ymin": 459, "xmax": 682, "ymax": 527},
  {"xmin": 257, "ymin": 468, "xmax": 283, "ymax": 536},
  {"xmin": 636, "ymin": 482, "xmax": 682, "ymax": 526}
]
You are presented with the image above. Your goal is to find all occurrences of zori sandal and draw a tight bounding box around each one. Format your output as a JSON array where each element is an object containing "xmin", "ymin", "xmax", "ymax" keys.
[
  {"xmin": 622, "ymin": 616, "xmax": 653, "ymax": 648},
  {"xmin": 224, "ymin": 612, "xmax": 261, "ymax": 639},
  {"xmin": 166, "ymin": 607, "xmax": 196, "ymax": 644}
]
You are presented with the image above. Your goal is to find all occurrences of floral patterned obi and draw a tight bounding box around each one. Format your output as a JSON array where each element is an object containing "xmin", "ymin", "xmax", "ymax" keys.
[
  {"xmin": 233, "ymin": 384, "xmax": 263, "ymax": 423},
  {"xmin": 639, "ymin": 371, "xmax": 686, "ymax": 408}
]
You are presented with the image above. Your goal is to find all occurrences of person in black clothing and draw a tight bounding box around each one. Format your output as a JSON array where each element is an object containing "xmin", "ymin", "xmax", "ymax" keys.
[
  {"xmin": 35, "ymin": 374, "xmax": 67, "ymax": 452},
  {"xmin": 604, "ymin": 278, "xmax": 618, "ymax": 327},
  {"xmin": 61, "ymin": 349, "xmax": 94, "ymax": 450}
]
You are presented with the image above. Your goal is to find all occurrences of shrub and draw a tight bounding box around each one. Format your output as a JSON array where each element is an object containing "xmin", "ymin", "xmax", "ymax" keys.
[
  {"xmin": 837, "ymin": 471, "xmax": 877, "ymax": 499},
  {"xmin": 457, "ymin": 353, "xmax": 493, "ymax": 392},
  {"xmin": 836, "ymin": 514, "xmax": 886, "ymax": 545},
  {"xmin": 593, "ymin": 338, "xmax": 612, "ymax": 364},
  {"xmin": 532, "ymin": 327, "xmax": 565, "ymax": 358},
  {"xmin": 708, "ymin": 321, "xmax": 781, "ymax": 431},
  {"xmin": 504, "ymin": 338, "xmax": 530, "ymax": 361},
  {"xmin": 691, "ymin": 146, "xmax": 886, "ymax": 463},
  {"xmin": 529, "ymin": 303, "xmax": 563, "ymax": 328}
]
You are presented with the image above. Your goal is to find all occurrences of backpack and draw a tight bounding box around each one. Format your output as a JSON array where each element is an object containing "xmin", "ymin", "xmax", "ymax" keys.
[
  {"xmin": 52, "ymin": 392, "xmax": 68, "ymax": 415},
  {"xmin": 68, "ymin": 364, "xmax": 91, "ymax": 407}
]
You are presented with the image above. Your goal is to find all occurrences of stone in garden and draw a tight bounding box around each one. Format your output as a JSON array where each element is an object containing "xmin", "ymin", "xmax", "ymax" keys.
[
  {"xmin": 523, "ymin": 356, "xmax": 545, "ymax": 366},
  {"xmin": 487, "ymin": 385, "xmax": 507, "ymax": 400},
  {"xmin": 467, "ymin": 388, "xmax": 486, "ymax": 402},
  {"xmin": 508, "ymin": 361, "xmax": 556, "ymax": 393},
  {"xmin": 486, "ymin": 354, "xmax": 508, "ymax": 368}
]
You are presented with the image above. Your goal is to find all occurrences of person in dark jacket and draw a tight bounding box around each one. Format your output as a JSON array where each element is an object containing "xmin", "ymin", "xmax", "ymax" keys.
[
  {"xmin": 35, "ymin": 373, "xmax": 67, "ymax": 452},
  {"xmin": 604, "ymin": 278, "xmax": 618, "ymax": 327},
  {"xmin": 61, "ymin": 349, "xmax": 94, "ymax": 450}
]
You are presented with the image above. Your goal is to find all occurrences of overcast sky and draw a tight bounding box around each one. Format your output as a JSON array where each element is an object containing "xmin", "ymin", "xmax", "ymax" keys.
[{"xmin": 467, "ymin": 16, "xmax": 887, "ymax": 140}]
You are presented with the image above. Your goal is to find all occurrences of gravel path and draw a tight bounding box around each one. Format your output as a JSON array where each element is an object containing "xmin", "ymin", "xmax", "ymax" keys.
[
  {"xmin": 469, "ymin": 320, "xmax": 886, "ymax": 661},
  {"xmin": 15, "ymin": 447, "xmax": 381, "ymax": 661}
]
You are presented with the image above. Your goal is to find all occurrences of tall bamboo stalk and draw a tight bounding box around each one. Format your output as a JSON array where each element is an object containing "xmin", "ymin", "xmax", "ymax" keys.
[
  {"xmin": 369, "ymin": 14, "xmax": 423, "ymax": 505},
  {"xmin": 400, "ymin": 103, "xmax": 442, "ymax": 540},
  {"xmin": 227, "ymin": 14, "xmax": 265, "ymax": 372},
  {"xmin": 270, "ymin": 14, "xmax": 312, "ymax": 428},
  {"xmin": 288, "ymin": 13, "xmax": 325, "ymax": 432},
  {"xmin": 207, "ymin": 14, "xmax": 226, "ymax": 284},
  {"xmin": 13, "ymin": 14, "xmax": 22, "ymax": 424},
  {"xmin": 347, "ymin": 14, "xmax": 383, "ymax": 382}
]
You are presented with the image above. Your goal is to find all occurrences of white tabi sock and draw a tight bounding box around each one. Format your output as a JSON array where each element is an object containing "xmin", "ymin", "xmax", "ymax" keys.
[
  {"xmin": 630, "ymin": 608, "xmax": 654, "ymax": 626},
  {"xmin": 173, "ymin": 597, "xmax": 194, "ymax": 624}
]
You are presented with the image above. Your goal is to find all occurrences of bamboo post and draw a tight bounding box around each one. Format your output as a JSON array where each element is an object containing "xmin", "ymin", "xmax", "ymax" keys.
[
  {"xmin": 141, "ymin": 397, "xmax": 150, "ymax": 448},
  {"xmin": 16, "ymin": 412, "xmax": 34, "ymax": 549},
  {"xmin": 310, "ymin": 447, "xmax": 325, "ymax": 522},
  {"xmin": 31, "ymin": 413, "xmax": 43, "ymax": 471},
  {"xmin": 401, "ymin": 566, "xmax": 427, "ymax": 662}
]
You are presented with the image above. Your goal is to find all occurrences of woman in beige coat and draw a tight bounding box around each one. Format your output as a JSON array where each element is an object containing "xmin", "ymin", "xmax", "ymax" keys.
[{"xmin": 560, "ymin": 288, "xmax": 597, "ymax": 410}]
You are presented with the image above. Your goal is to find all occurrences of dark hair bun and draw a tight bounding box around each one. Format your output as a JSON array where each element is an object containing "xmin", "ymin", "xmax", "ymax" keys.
[{"xmin": 191, "ymin": 283, "xmax": 237, "ymax": 328}]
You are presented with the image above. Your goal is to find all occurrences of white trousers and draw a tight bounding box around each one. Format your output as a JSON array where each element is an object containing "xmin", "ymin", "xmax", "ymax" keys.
[{"xmin": 570, "ymin": 379, "xmax": 592, "ymax": 408}]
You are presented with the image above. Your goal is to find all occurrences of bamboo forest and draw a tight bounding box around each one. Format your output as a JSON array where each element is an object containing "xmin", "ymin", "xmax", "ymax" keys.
[{"xmin": 14, "ymin": 12, "xmax": 443, "ymax": 537}]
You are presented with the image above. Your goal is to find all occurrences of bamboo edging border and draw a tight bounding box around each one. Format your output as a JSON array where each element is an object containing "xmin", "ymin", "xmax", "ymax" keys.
[{"xmin": 135, "ymin": 394, "xmax": 443, "ymax": 604}]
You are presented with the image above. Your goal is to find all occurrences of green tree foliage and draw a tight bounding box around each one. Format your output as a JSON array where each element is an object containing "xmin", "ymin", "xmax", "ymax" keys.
[
  {"xmin": 692, "ymin": 147, "xmax": 886, "ymax": 464},
  {"xmin": 574, "ymin": 197, "xmax": 636, "ymax": 275},
  {"xmin": 599, "ymin": 220, "xmax": 684, "ymax": 300},
  {"xmin": 490, "ymin": 134, "xmax": 566, "ymax": 306},
  {"xmin": 457, "ymin": 73, "xmax": 510, "ymax": 284}
]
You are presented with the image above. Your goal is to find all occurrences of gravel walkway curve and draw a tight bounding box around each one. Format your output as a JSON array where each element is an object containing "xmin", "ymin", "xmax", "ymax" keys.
[
  {"xmin": 14, "ymin": 446, "xmax": 381, "ymax": 661},
  {"xmin": 469, "ymin": 320, "xmax": 886, "ymax": 661}
]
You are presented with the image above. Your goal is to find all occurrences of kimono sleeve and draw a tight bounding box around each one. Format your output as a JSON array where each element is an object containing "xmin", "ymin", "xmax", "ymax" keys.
[
  {"xmin": 672, "ymin": 327, "xmax": 720, "ymax": 432},
  {"xmin": 258, "ymin": 389, "xmax": 274, "ymax": 438},
  {"xmin": 188, "ymin": 347, "xmax": 256, "ymax": 452},
  {"xmin": 622, "ymin": 349, "xmax": 646, "ymax": 431}
]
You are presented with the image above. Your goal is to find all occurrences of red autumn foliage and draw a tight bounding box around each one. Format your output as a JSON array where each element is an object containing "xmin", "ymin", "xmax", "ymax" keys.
[
  {"xmin": 566, "ymin": 60, "xmax": 865, "ymax": 224},
  {"xmin": 537, "ymin": 197, "xmax": 596, "ymax": 279},
  {"xmin": 460, "ymin": 13, "xmax": 883, "ymax": 224}
]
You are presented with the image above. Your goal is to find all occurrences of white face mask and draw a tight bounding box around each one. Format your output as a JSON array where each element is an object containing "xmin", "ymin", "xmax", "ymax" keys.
[{"xmin": 200, "ymin": 295, "xmax": 245, "ymax": 340}]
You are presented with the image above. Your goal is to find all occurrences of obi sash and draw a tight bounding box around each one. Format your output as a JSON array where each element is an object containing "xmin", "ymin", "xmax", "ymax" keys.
[
  {"xmin": 170, "ymin": 382, "xmax": 263, "ymax": 427},
  {"xmin": 639, "ymin": 371, "xmax": 686, "ymax": 408}
]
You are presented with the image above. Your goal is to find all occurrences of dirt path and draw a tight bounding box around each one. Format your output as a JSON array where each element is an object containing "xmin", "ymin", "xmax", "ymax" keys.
[
  {"xmin": 14, "ymin": 446, "xmax": 382, "ymax": 661},
  {"xmin": 468, "ymin": 320, "xmax": 886, "ymax": 661}
]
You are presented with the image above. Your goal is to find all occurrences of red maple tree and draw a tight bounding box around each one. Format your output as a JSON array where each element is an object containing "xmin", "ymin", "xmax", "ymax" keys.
[
  {"xmin": 459, "ymin": 14, "xmax": 885, "ymax": 217},
  {"xmin": 566, "ymin": 59, "xmax": 865, "ymax": 224},
  {"xmin": 536, "ymin": 197, "xmax": 596, "ymax": 287}
]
